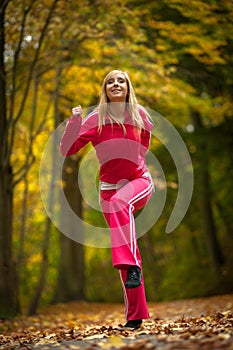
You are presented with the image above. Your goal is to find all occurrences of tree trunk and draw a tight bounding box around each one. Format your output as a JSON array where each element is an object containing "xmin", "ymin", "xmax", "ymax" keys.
[
  {"xmin": 0, "ymin": 169, "xmax": 18, "ymax": 318},
  {"xmin": 27, "ymin": 64, "xmax": 62, "ymax": 314},
  {"xmin": 53, "ymin": 155, "xmax": 85, "ymax": 302},
  {"xmin": 0, "ymin": 1, "xmax": 18, "ymax": 318},
  {"xmin": 54, "ymin": 235, "xmax": 85, "ymax": 302},
  {"xmin": 27, "ymin": 217, "xmax": 52, "ymax": 315},
  {"xmin": 192, "ymin": 112, "xmax": 224, "ymax": 271},
  {"xmin": 216, "ymin": 201, "xmax": 233, "ymax": 243}
]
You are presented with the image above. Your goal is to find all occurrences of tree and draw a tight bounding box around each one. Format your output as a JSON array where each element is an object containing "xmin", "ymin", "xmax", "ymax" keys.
[
  {"xmin": 0, "ymin": 1, "xmax": 17, "ymax": 317},
  {"xmin": 132, "ymin": 0, "xmax": 233, "ymax": 271},
  {"xmin": 53, "ymin": 154, "xmax": 85, "ymax": 302},
  {"xmin": 0, "ymin": 0, "xmax": 59, "ymax": 318}
]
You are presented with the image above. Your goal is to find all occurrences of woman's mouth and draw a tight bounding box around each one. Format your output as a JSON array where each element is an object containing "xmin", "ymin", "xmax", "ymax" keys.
[{"xmin": 111, "ymin": 89, "xmax": 121, "ymax": 93}]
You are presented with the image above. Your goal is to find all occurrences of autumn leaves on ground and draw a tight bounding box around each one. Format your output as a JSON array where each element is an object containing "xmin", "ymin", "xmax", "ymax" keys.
[{"xmin": 0, "ymin": 294, "xmax": 232, "ymax": 350}]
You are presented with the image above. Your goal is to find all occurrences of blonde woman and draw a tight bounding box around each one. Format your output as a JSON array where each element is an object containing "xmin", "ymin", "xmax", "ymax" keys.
[{"xmin": 60, "ymin": 70, "xmax": 154, "ymax": 330}]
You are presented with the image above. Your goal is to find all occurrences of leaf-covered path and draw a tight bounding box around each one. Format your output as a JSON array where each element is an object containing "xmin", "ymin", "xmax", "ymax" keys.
[{"xmin": 0, "ymin": 294, "xmax": 233, "ymax": 349}]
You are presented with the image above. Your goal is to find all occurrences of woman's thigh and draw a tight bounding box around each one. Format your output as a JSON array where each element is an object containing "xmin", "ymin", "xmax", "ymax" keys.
[{"xmin": 100, "ymin": 177, "xmax": 153, "ymax": 215}]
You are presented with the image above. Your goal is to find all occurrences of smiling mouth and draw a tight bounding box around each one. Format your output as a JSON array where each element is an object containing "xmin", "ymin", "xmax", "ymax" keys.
[{"xmin": 111, "ymin": 89, "xmax": 121, "ymax": 93}]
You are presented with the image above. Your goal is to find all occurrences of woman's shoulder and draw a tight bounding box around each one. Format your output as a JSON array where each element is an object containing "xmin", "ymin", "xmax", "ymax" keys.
[
  {"xmin": 137, "ymin": 104, "xmax": 150, "ymax": 118},
  {"xmin": 82, "ymin": 109, "xmax": 99, "ymax": 127},
  {"xmin": 137, "ymin": 105, "xmax": 154, "ymax": 131}
]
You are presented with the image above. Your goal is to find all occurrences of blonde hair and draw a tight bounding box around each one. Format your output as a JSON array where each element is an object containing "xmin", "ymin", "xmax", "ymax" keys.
[{"xmin": 97, "ymin": 70, "xmax": 145, "ymax": 131}]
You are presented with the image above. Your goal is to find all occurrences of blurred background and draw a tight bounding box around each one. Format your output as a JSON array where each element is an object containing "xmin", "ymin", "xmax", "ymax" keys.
[{"xmin": 0, "ymin": 0, "xmax": 233, "ymax": 318}]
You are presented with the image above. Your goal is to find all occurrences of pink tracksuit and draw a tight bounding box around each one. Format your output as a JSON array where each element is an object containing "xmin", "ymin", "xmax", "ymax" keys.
[{"xmin": 60, "ymin": 106, "xmax": 154, "ymax": 321}]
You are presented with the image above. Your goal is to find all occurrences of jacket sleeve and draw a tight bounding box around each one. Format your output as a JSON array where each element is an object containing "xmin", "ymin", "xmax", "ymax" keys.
[{"xmin": 60, "ymin": 113, "xmax": 97, "ymax": 156}]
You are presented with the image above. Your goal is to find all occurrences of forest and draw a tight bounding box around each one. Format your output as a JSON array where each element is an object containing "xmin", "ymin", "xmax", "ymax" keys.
[{"xmin": 0, "ymin": 0, "xmax": 233, "ymax": 323}]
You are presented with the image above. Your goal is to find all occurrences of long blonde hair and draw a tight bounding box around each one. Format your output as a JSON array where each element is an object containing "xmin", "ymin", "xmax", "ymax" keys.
[{"xmin": 97, "ymin": 70, "xmax": 145, "ymax": 131}]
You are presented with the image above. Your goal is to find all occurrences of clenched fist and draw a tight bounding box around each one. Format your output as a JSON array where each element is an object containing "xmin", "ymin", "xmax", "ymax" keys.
[{"xmin": 72, "ymin": 105, "xmax": 82, "ymax": 116}]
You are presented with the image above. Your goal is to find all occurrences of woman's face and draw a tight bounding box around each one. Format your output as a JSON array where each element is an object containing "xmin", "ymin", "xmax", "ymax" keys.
[{"xmin": 105, "ymin": 73, "xmax": 128, "ymax": 102}]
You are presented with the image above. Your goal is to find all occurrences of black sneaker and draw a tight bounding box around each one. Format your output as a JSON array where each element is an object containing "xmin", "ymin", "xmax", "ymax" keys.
[
  {"xmin": 124, "ymin": 319, "xmax": 142, "ymax": 330},
  {"xmin": 125, "ymin": 266, "xmax": 142, "ymax": 288}
]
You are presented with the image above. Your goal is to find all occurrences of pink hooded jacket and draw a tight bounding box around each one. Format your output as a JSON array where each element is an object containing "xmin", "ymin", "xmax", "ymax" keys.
[{"xmin": 60, "ymin": 106, "xmax": 153, "ymax": 184}]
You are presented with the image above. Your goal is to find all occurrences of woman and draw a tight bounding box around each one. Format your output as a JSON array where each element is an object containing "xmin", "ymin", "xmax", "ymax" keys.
[{"xmin": 60, "ymin": 70, "xmax": 154, "ymax": 330}]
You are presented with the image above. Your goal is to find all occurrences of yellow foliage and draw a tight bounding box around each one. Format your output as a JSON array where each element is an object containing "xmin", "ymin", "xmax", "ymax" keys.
[
  {"xmin": 62, "ymin": 65, "xmax": 101, "ymax": 108},
  {"xmin": 6, "ymin": 0, "xmax": 233, "ymax": 312},
  {"xmin": 28, "ymin": 253, "xmax": 42, "ymax": 265}
]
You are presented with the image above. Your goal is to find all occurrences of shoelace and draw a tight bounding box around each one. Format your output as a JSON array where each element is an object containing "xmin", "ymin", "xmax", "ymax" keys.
[{"xmin": 128, "ymin": 268, "xmax": 139, "ymax": 280}]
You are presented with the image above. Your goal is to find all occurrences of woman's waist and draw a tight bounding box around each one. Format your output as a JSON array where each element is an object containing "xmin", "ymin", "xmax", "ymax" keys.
[
  {"xmin": 99, "ymin": 162, "xmax": 147, "ymax": 182},
  {"xmin": 99, "ymin": 171, "xmax": 153, "ymax": 191}
]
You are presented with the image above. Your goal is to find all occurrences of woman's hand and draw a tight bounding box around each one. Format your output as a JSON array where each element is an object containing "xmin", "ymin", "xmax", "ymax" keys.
[{"xmin": 72, "ymin": 105, "xmax": 82, "ymax": 116}]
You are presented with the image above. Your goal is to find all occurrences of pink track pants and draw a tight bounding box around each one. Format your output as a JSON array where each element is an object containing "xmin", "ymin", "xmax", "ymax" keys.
[{"xmin": 100, "ymin": 176, "xmax": 154, "ymax": 321}]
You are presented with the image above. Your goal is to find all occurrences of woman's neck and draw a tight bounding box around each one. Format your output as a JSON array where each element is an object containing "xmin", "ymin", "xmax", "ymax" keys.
[{"xmin": 108, "ymin": 102, "xmax": 126, "ymax": 122}]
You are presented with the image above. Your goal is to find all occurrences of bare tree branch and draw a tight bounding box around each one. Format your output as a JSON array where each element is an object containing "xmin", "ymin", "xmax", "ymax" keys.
[
  {"xmin": 9, "ymin": 0, "xmax": 36, "ymax": 123},
  {"xmin": 6, "ymin": 0, "xmax": 59, "ymax": 166},
  {"xmin": 0, "ymin": 0, "xmax": 11, "ymax": 12},
  {"xmin": 12, "ymin": 92, "xmax": 52, "ymax": 187}
]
